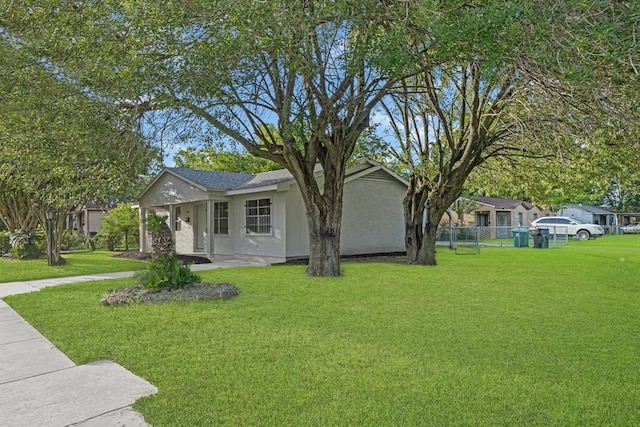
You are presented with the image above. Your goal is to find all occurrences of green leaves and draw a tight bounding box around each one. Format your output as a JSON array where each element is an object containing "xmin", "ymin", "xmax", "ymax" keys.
[{"xmin": 135, "ymin": 254, "xmax": 202, "ymax": 291}]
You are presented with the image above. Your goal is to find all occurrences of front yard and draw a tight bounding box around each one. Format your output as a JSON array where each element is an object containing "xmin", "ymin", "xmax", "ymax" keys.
[
  {"xmin": 0, "ymin": 251, "xmax": 148, "ymax": 283},
  {"xmin": 4, "ymin": 236, "xmax": 640, "ymax": 425}
]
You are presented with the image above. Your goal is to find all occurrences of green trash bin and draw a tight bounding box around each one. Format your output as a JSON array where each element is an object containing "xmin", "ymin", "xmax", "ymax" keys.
[{"xmin": 512, "ymin": 227, "xmax": 530, "ymax": 248}]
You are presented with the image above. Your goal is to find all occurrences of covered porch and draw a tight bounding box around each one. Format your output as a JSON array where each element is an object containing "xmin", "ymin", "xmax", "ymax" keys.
[{"xmin": 138, "ymin": 199, "xmax": 230, "ymax": 262}]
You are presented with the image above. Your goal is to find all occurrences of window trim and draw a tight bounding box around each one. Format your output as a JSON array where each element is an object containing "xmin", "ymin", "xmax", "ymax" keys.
[{"xmin": 245, "ymin": 198, "xmax": 272, "ymax": 235}]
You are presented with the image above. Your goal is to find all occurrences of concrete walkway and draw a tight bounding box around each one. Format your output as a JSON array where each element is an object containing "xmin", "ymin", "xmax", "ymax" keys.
[{"xmin": 0, "ymin": 258, "xmax": 268, "ymax": 426}]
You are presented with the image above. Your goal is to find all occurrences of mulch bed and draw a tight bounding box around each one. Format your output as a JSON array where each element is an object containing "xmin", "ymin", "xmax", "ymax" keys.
[
  {"xmin": 101, "ymin": 283, "xmax": 240, "ymax": 306},
  {"xmin": 106, "ymin": 252, "xmax": 233, "ymax": 306},
  {"xmin": 113, "ymin": 251, "xmax": 212, "ymax": 264}
]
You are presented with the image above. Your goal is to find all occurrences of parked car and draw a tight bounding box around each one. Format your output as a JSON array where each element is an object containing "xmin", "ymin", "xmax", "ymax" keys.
[
  {"xmin": 621, "ymin": 222, "xmax": 640, "ymax": 234},
  {"xmin": 530, "ymin": 216, "xmax": 604, "ymax": 241}
]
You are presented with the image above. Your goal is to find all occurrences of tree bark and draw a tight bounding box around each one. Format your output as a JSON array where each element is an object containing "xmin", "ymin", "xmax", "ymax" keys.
[
  {"xmin": 306, "ymin": 211, "xmax": 342, "ymax": 276},
  {"xmin": 298, "ymin": 157, "xmax": 346, "ymax": 277},
  {"xmin": 46, "ymin": 212, "xmax": 67, "ymax": 266},
  {"xmin": 405, "ymin": 221, "xmax": 425, "ymax": 264},
  {"xmin": 403, "ymin": 173, "xmax": 464, "ymax": 266},
  {"xmin": 422, "ymin": 207, "xmax": 444, "ymax": 266},
  {"xmin": 404, "ymin": 174, "xmax": 428, "ymax": 264},
  {"xmin": 405, "ymin": 205, "xmax": 446, "ymax": 266}
]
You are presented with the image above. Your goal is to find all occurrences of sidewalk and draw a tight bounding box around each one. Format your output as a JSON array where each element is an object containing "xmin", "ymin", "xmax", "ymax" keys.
[{"xmin": 0, "ymin": 258, "xmax": 268, "ymax": 426}]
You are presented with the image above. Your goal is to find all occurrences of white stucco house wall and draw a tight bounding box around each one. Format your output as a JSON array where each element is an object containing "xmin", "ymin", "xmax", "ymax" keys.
[{"xmin": 136, "ymin": 160, "xmax": 408, "ymax": 263}]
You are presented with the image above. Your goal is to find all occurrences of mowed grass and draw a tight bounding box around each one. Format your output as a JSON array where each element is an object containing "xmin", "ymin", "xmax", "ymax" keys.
[
  {"xmin": 5, "ymin": 235, "xmax": 640, "ymax": 425},
  {"xmin": 0, "ymin": 251, "xmax": 148, "ymax": 283}
]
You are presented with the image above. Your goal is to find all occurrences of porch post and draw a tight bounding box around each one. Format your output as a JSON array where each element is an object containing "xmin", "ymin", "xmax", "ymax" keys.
[
  {"xmin": 138, "ymin": 206, "xmax": 147, "ymax": 253},
  {"xmin": 168, "ymin": 204, "xmax": 175, "ymax": 244},
  {"xmin": 206, "ymin": 200, "xmax": 214, "ymax": 261}
]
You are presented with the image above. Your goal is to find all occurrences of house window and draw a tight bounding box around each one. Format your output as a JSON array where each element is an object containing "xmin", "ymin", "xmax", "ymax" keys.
[
  {"xmin": 214, "ymin": 202, "xmax": 229, "ymax": 235},
  {"xmin": 245, "ymin": 198, "xmax": 271, "ymax": 234},
  {"xmin": 518, "ymin": 212, "xmax": 524, "ymax": 226},
  {"xmin": 175, "ymin": 207, "xmax": 181, "ymax": 231},
  {"xmin": 476, "ymin": 212, "xmax": 489, "ymax": 227}
]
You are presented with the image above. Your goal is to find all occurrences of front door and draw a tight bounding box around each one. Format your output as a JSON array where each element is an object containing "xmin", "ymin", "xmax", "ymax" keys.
[
  {"xmin": 496, "ymin": 211, "xmax": 510, "ymax": 238},
  {"xmin": 194, "ymin": 204, "xmax": 206, "ymax": 251}
]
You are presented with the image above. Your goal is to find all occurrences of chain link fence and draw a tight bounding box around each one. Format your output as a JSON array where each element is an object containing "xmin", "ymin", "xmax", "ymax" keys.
[{"xmin": 436, "ymin": 225, "xmax": 569, "ymax": 253}]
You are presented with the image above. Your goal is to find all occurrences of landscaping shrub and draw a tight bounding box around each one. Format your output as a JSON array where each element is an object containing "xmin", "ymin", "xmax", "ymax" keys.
[
  {"xmin": 135, "ymin": 254, "xmax": 201, "ymax": 291},
  {"xmin": 97, "ymin": 222, "xmax": 122, "ymax": 251},
  {"xmin": 0, "ymin": 231, "xmax": 10, "ymax": 255},
  {"xmin": 146, "ymin": 211, "xmax": 174, "ymax": 258},
  {"xmin": 9, "ymin": 229, "xmax": 43, "ymax": 259},
  {"xmin": 99, "ymin": 204, "xmax": 139, "ymax": 251},
  {"xmin": 61, "ymin": 230, "xmax": 87, "ymax": 251}
]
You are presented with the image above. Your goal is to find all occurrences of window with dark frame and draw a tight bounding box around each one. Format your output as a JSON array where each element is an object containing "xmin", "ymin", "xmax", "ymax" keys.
[
  {"xmin": 476, "ymin": 212, "xmax": 489, "ymax": 227},
  {"xmin": 245, "ymin": 198, "xmax": 271, "ymax": 234},
  {"xmin": 213, "ymin": 202, "xmax": 229, "ymax": 235}
]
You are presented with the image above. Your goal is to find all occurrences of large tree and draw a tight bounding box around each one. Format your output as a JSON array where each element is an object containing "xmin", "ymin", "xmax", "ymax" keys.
[
  {"xmin": 382, "ymin": 62, "xmax": 526, "ymax": 265},
  {"xmin": 380, "ymin": 0, "xmax": 640, "ymax": 265},
  {"xmin": 0, "ymin": 38, "xmax": 153, "ymax": 264},
  {"xmin": 2, "ymin": 0, "xmax": 425, "ymax": 276}
]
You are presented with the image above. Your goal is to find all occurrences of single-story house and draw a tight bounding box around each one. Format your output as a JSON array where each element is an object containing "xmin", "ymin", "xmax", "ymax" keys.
[
  {"xmin": 617, "ymin": 212, "xmax": 640, "ymax": 226},
  {"xmin": 66, "ymin": 202, "xmax": 116, "ymax": 236},
  {"xmin": 448, "ymin": 197, "xmax": 552, "ymax": 238},
  {"xmin": 136, "ymin": 160, "xmax": 408, "ymax": 263},
  {"xmin": 559, "ymin": 204, "xmax": 617, "ymax": 233}
]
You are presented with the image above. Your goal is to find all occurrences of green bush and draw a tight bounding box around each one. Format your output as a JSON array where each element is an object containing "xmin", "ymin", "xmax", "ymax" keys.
[
  {"xmin": 145, "ymin": 211, "xmax": 168, "ymax": 234},
  {"xmin": 135, "ymin": 254, "xmax": 201, "ymax": 292},
  {"xmin": 9, "ymin": 229, "xmax": 43, "ymax": 259},
  {"xmin": 85, "ymin": 235, "xmax": 97, "ymax": 251},
  {"xmin": 0, "ymin": 231, "xmax": 10, "ymax": 255},
  {"xmin": 99, "ymin": 204, "xmax": 139, "ymax": 251},
  {"xmin": 61, "ymin": 231, "xmax": 86, "ymax": 251}
]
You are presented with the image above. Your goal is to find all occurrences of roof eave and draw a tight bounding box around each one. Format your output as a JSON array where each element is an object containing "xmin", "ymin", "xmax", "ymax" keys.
[{"xmin": 225, "ymin": 184, "xmax": 280, "ymax": 196}]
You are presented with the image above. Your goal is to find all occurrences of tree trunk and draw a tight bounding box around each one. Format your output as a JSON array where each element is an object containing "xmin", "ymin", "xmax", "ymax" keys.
[
  {"xmin": 306, "ymin": 211, "xmax": 342, "ymax": 277},
  {"xmin": 405, "ymin": 221, "xmax": 425, "ymax": 264},
  {"xmin": 422, "ymin": 214, "xmax": 440, "ymax": 266},
  {"xmin": 403, "ymin": 174, "xmax": 428, "ymax": 264},
  {"xmin": 46, "ymin": 213, "xmax": 66, "ymax": 266},
  {"xmin": 404, "ymin": 183, "xmax": 452, "ymax": 266},
  {"xmin": 296, "ymin": 155, "xmax": 346, "ymax": 277}
]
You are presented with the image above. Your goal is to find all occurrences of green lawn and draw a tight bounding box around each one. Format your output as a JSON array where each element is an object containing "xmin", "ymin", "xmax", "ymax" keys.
[
  {"xmin": 4, "ymin": 235, "xmax": 640, "ymax": 425},
  {"xmin": 0, "ymin": 251, "xmax": 148, "ymax": 283}
]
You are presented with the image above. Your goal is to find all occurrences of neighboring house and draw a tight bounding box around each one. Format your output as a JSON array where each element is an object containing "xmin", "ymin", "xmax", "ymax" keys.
[
  {"xmin": 136, "ymin": 160, "xmax": 408, "ymax": 263},
  {"xmin": 617, "ymin": 212, "xmax": 640, "ymax": 226},
  {"xmin": 448, "ymin": 197, "xmax": 552, "ymax": 238},
  {"xmin": 559, "ymin": 204, "xmax": 617, "ymax": 233},
  {"xmin": 67, "ymin": 202, "xmax": 116, "ymax": 236}
]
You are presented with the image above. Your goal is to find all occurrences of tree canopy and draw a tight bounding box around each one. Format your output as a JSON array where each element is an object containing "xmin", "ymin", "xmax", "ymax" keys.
[
  {"xmin": 0, "ymin": 34, "xmax": 154, "ymax": 263},
  {"xmin": 2, "ymin": 0, "xmax": 638, "ymax": 270}
]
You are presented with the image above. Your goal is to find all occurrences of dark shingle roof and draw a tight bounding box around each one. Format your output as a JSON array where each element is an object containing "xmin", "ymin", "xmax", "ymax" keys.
[
  {"xmin": 477, "ymin": 197, "xmax": 527, "ymax": 210},
  {"xmin": 167, "ymin": 167, "xmax": 295, "ymax": 191}
]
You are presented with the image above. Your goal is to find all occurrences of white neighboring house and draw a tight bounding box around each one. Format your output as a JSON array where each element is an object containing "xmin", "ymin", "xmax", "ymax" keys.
[
  {"xmin": 559, "ymin": 204, "xmax": 617, "ymax": 233},
  {"xmin": 136, "ymin": 159, "xmax": 408, "ymax": 263}
]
